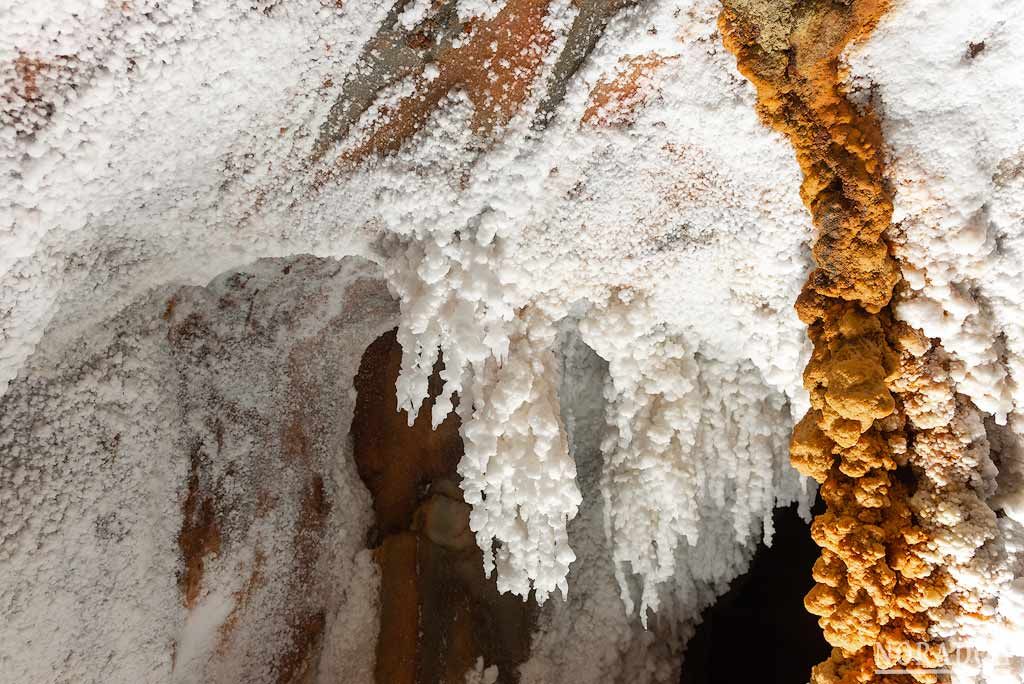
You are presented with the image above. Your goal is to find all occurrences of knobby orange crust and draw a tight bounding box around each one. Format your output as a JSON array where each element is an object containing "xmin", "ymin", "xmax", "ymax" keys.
[{"xmin": 718, "ymin": 2, "xmax": 950, "ymax": 681}]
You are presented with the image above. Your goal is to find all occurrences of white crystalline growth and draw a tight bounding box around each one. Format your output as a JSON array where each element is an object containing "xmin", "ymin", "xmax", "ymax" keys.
[
  {"xmin": 456, "ymin": 0, "xmax": 507, "ymax": 22},
  {"xmin": 851, "ymin": 2, "xmax": 1024, "ymax": 680},
  {"xmin": 397, "ymin": 0, "xmax": 436, "ymax": 31},
  {"xmin": 850, "ymin": 0, "xmax": 1024, "ymax": 426},
  {"xmin": 461, "ymin": 307, "xmax": 582, "ymax": 602},
  {"xmin": 890, "ymin": 338, "xmax": 1008, "ymax": 684},
  {"xmin": 579, "ymin": 292, "xmax": 805, "ymax": 624},
  {"xmin": 385, "ymin": 215, "xmax": 518, "ymax": 430},
  {"xmin": 579, "ymin": 294, "xmax": 700, "ymax": 622},
  {"xmin": 385, "ymin": 227, "xmax": 582, "ymax": 602},
  {"xmin": 968, "ymin": 519, "xmax": 1024, "ymax": 684}
]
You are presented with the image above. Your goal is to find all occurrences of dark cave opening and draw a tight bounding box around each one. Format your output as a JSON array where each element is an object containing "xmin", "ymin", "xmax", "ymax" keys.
[{"xmin": 680, "ymin": 499, "xmax": 829, "ymax": 684}]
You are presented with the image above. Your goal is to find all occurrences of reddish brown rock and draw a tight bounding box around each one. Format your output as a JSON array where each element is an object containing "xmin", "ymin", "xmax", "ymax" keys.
[{"xmin": 352, "ymin": 330, "xmax": 536, "ymax": 684}]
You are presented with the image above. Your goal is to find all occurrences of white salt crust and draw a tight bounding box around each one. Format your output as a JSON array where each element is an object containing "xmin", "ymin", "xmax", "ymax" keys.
[
  {"xmin": 3, "ymin": 0, "xmax": 827, "ymax": 679},
  {"xmin": 851, "ymin": 1, "xmax": 1024, "ymax": 680}
]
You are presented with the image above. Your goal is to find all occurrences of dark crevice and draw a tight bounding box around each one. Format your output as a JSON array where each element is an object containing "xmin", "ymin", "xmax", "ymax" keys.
[{"xmin": 680, "ymin": 499, "xmax": 829, "ymax": 684}]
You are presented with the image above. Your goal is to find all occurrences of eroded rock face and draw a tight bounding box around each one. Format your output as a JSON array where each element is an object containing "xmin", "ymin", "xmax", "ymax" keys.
[
  {"xmin": 0, "ymin": 256, "xmax": 394, "ymax": 684},
  {"xmin": 352, "ymin": 330, "xmax": 536, "ymax": 684},
  {"xmin": 164, "ymin": 257, "xmax": 398, "ymax": 683}
]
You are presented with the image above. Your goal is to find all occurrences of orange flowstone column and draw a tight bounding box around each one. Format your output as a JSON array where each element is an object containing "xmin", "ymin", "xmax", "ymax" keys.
[{"xmin": 719, "ymin": 2, "xmax": 950, "ymax": 681}]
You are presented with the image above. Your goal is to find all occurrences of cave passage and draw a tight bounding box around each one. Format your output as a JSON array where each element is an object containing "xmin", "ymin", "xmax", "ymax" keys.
[{"xmin": 680, "ymin": 501, "xmax": 830, "ymax": 684}]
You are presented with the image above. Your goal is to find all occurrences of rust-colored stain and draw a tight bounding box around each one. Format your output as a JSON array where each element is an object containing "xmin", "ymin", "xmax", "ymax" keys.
[
  {"xmin": 177, "ymin": 441, "xmax": 222, "ymax": 609},
  {"xmin": 14, "ymin": 54, "xmax": 47, "ymax": 100},
  {"xmin": 3, "ymin": 52, "xmax": 77, "ymax": 137},
  {"xmin": 719, "ymin": 0, "xmax": 948, "ymax": 681},
  {"xmin": 581, "ymin": 53, "xmax": 674, "ymax": 128},
  {"xmin": 351, "ymin": 330, "xmax": 464, "ymax": 536},
  {"xmin": 352, "ymin": 329, "xmax": 535, "ymax": 684},
  {"xmin": 340, "ymin": 0, "xmax": 556, "ymax": 164},
  {"xmin": 268, "ymin": 388, "xmax": 333, "ymax": 684},
  {"xmin": 274, "ymin": 609, "xmax": 327, "ymax": 684},
  {"xmin": 169, "ymin": 279, "xmax": 341, "ymax": 682},
  {"xmin": 216, "ymin": 549, "xmax": 266, "ymax": 656},
  {"xmin": 162, "ymin": 296, "xmax": 177, "ymax": 321},
  {"xmin": 721, "ymin": 0, "xmax": 898, "ymax": 312}
]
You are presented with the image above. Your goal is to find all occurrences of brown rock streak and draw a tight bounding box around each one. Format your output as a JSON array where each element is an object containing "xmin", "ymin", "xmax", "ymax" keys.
[
  {"xmin": 344, "ymin": 0, "xmax": 556, "ymax": 163},
  {"xmin": 177, "ymin": 440, "xmax": 222, "ymax": 609},
  {"xmin": 352, "ymin": 330, "xmax": 535, "ymax": 684}
]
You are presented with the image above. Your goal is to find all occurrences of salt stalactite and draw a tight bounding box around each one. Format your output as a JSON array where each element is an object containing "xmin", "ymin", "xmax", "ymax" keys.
[
  {"xmin": 719, "ymin": 0, "xmax": 953, "ymax": 679},
  {"xmin": 579, "ymin": 293, "xmax": 701, "ymax": 623},
  {"xmin": 579, "ymin": 291, "xmax": 801, "ymax": 625},
  {"xmin": 458, "ymin": 306, "xmax": 582, "ymax": 602},
  {"xmin": 385, "ymin": 220, "xmax": 582, "ymax": 602},
  {"xmin": 384, "ymin": 215, "xmax": 518, "ymax": 431}
]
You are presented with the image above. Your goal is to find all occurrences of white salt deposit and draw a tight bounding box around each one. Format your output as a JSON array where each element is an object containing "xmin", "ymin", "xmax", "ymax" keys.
[
  {"xmin": 6, "ymin": 0, "xmax": 1022, "ymax": 680},
  {"xmin": 851, "ymin": 1, "xmax": 1024, "ymax": 679}
]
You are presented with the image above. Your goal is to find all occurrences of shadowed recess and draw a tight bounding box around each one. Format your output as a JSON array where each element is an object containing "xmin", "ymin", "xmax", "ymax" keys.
[{"xmin": 351, "ymin": 329, "xmax": 537, "ymax": 684}]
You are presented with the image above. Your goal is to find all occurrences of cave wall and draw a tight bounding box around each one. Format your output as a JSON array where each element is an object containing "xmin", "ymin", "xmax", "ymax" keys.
[{"xmin": 0, "ymin": 255, "xmax": 393, "ymax": 683}]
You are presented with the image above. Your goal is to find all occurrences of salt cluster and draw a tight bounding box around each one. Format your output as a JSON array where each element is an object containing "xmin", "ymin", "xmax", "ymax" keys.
[
  {"xmin": 851, "ymin": 1, "xmax": 1024, "ymax": 679},
  {"xmin": 386, "ymin": 228, "xmax": 582, "ymax": 601},
  {"xmin": 374, "ymin": 0, "xmax": 816, "ymax": 609},
  {"xmin": 579, "ymin": 292, "xmax": 806, "ymax": 624}
]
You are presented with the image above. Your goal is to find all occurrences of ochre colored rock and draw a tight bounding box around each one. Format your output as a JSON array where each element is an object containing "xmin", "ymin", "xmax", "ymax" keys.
[
  {"xmin": 339, "ymin": 0, "xmax": 557, "ymax": 165},
  {"xmin": 351, "ymin": 330, "xmax": 464, "ymax": 537},
  {"xmin": 719, "ymin": 1, "xmax": 952, "ymax": 680},
  {"xmin": 376, "ymin": 533, "xmax": 422, "ymax": 684},
  {"xmin": 177, "ymin": 441, "xmax": 222, "ymax": 610},
  {"xmin": 581, "ymin": 53, "xmax": 674, "ymax": 128}
]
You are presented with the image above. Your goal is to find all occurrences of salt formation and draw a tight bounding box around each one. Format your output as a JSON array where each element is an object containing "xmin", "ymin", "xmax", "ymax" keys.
[
  {"xmin": 372, "ymin": 0, "xmax": 815, "ymax": 609},
  {"xmin": 520, "ymin": 328, "xmax": 779, "ymax": 684},
  {"xmin": 457, "ymin": 307, "xmax": 581, "ymax": 602},
  {"xmin": 851, "ymin": 0, "xmax": 1024, "ymax": 426},
  {"xmin": 0, "ymin": 0, "xmax": 394, "ymax": 398},
  {"xmin": 849, "ymin": 1, "xmax": 1024, "ymax": 679},
  {"xmin": 580, "ymin": 292, "xmax": 803, "ymax": 624},
  {"xmin": 0, "ymin": 257, "xmax": 388, "ymax": 683},
  {"xmin": 386, "ymin": 229, "xmax": 581, "ymax": 601},
  {"xmin": 456, "ymin": 0, "xmax": 509, "ymax": 23}
]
